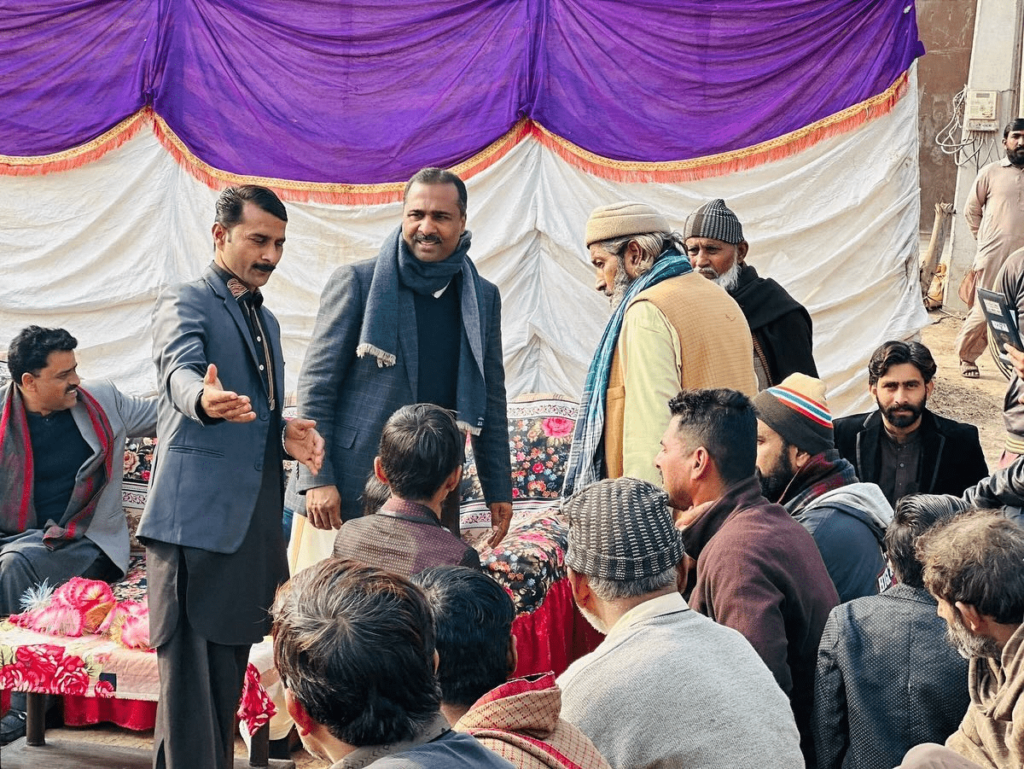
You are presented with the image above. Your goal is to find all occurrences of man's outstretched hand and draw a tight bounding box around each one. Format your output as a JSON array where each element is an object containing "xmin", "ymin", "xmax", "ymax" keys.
[
  {"xmin": 285, "ymin": 418, "xmax": 325, "ymax": 477},
  {"xmin": 487, "ymin": 501, "xmax": 513, "ymax": 548},
  {"xmin": 200, "ymin": 364, "xmax": 255, "ymax": 422}
]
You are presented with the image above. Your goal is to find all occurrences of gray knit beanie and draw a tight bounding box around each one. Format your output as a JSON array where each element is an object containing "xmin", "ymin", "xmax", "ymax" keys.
[
  {"xmin": 683, "ymin": 199, "xmax": 744, "ymax": 244},
  {"xmin": 562, "ymin": 477, "xmax": 684, "ymax": 581}
]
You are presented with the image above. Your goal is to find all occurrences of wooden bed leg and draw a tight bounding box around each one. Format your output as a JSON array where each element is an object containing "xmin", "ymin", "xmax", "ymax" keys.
[
  {"xmin": 249, "ymin": 723, "xmax": 269, "ymax": 767},
  {"xmin": 25, "ymin": 692, "xmax": 46, "ymax": 747}
]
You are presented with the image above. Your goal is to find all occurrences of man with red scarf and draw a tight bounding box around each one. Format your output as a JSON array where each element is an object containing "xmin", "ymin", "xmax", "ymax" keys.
[{"xmin": 0, "ymin": 325, "xmax": 156, "ymax": 742}]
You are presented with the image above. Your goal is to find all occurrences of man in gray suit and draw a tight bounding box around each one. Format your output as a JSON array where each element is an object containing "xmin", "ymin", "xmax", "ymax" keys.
[
  {"xmin": 0, "ymin": 325, "xmax": 157, "ymax": 743},
  {"xmin": 298, "ymin": 167, "xmax": 512, "ymax": 546},
  {"xmin": 139, "ymin": 185, "xmax": 323, "ymax": 769}
]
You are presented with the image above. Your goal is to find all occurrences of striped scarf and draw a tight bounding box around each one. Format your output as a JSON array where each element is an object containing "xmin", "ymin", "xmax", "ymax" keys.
[
  {"xmin": 0, "ymin": 382, "xmax": 114, "ymax": 547},
  {"xmin": 781, "ymin": 449, "xmax": 859, "ymax": 517},
  {"xmin": 563, "ymin": 248, "xmax": 692, "ymax": 495}
]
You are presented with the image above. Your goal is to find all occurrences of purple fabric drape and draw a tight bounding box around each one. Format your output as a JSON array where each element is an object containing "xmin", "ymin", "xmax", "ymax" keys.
[{"xmin": 0, "ymin": 0, "xmax": 922, "ymax": 183}]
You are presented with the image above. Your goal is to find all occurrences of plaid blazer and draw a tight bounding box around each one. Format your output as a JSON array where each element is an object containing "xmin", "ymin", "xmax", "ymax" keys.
[{"xmin": 297, "ymin": 258, "xmax": 511, "ymax": 520}]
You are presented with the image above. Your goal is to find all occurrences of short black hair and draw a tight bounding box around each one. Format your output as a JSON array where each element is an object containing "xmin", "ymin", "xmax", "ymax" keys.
[
  {"xmin": 361, "ymin": 475, "xmax": 390, "ymax": 517},
  {"xmin": 378, "ymin": 404, "xmax": 464, "ymax": 502},
  {"xmin": 667, "ymin": 389, "xmax": 757, "ymax": 484},
  {"xmin": 8, "ymin": 326, "xmax": 78, "ymax": 383},
  {"xmin": 215, "ymin": 185, "xmax": 288, "ymax": 228},
  {"xmin": 271, "ymin": 559, "xmax": 441, "ymax": 747},
  {"xmin": 403, "ymin": 168, "xmax": 467, "ymax": 217},
  {"xmin": 885, "ymin": 494, "xmax": 961, "ymax": 588},
  {"xmin": 1004, "ymin": 118, "xmax": 1024, "ymax": 139},
  {"xmin": 867, "ymin": 340, "xmax": 936, "ymax": 386},
  {"xmin": 412, "ymin": 566, "xmax": 515, "ymax": 709}
]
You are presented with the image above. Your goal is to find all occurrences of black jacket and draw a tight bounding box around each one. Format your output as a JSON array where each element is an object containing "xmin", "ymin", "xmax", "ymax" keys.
[
  {"xmin": 730, "ymin": 264, "xmax": 817, "ymax": 387},
  {"xmin": 833, "ymin": 410, "xmax": 988, "ymax": 504}
]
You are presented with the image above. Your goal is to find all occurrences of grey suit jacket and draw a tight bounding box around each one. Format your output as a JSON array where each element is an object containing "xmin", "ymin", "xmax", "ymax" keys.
[
  {"xmin": 297, "ymin": 257, "xmax": 511, "ymax": 520},
  {"xmin": 0, "ymin": 380, "xmax": 156, "ymax": 575},
  {"xmin": 139, "ymin": 264, "xmax": 286, "ymax": 553},
  {"xmin": 812, "ymin": 584, "xmax": 970, "ymax": 769}
]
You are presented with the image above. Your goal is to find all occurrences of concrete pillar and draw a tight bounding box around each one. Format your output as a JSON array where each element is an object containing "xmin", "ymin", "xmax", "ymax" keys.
[{"xmin": 942, "ymin": 0, "xmax": 1024, "ymax": 313}]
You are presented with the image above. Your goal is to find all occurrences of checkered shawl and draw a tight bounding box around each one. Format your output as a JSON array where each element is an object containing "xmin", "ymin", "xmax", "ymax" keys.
[
  {"xmin": 0, "ymin": 382, "xmax": 114, "ymax": 546},
  {"xmin": 563, "ymin": 249, "xmax": 691, "ymax": 495},
  {"xmin": 780, "ymin": 448, "xmax": 858, "ymax": 517},
  {"xmin": 456, "ymin": 673, "xmax": 612, "ymax": 769}
]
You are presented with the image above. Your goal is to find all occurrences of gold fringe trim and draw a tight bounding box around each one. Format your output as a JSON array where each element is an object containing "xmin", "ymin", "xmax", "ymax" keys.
[
  {"xmin": 0, "ymin": 112, "xmax": 147, "ymax": 175},
  {"xmin": 527, "ymin": 71, "xmax": 910, "ymax": 183},
  {"xmin": 0, "ymin": 71, "xmax": 909, "ymax": 193}
]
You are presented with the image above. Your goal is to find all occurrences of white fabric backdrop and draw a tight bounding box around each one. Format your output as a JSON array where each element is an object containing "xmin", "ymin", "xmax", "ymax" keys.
[{"xmin": 0, "ymin": 70, "xmax": 925, "ymax": 417}]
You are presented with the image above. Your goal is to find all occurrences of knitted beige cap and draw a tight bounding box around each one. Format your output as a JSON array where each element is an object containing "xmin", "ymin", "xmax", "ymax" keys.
[
  {"xmin": 562, "ymin": 477, "xmax": 684, "ymax": 581},
  {"xmin": 585, "ymin": 202, "xmax": 671, "ymax": 247}
]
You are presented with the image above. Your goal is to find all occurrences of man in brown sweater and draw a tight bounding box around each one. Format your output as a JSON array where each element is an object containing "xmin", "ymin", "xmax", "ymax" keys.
[
  {"xmin": 899, "ymin": 510, "xmax": 1024, "ymax": 769},
  {"xmin": 655, "ymin": 388, "xmax": 838, "ymax": 767}
]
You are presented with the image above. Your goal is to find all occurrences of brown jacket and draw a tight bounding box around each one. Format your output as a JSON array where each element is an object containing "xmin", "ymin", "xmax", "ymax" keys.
[{"xmin": 682, "ymin": 476, "xmax": 838, "ymax": 766}]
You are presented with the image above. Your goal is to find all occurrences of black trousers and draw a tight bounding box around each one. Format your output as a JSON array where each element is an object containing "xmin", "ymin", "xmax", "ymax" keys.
[
  {"xmin": 153, "ymin": 556, "xmax": 250, "ymax": 769},
  {"xmin": 147, "ymin": 433, "xmax": 288, "ymax": 769}
]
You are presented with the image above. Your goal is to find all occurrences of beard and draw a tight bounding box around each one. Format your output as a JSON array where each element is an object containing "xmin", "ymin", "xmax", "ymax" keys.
[
  {"xmin": 1007, "ymin": 145, "xmax": 1024, "ymax": 167},
  {"xmin": 710, "ymin": 259, "xmax": 742, "ymax": 292},
  {"xmin": 879, "ymin": 395, "xmax": 926, "ymax": 429},
  {"xmin": 758, "ymin": 451, "xmax": 796, "ymax": 502},
  {"xmin": 578, "ymin": 603, "xmax": 609, "ymax": 635},
  {"xmin": 610, "ymin": 255, "xmax": 652, "ymax": 310},
  {"xmin": 946, "ymin": 612, "xmax": 1002, "ymax": 660}
]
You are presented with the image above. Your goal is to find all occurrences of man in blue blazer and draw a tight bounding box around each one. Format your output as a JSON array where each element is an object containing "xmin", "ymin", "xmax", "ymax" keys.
[
  {"xmin": 297, "ymin": 168, "xmax": 512, "ymax": 548},
  {"xmin": 139, "ymin": 186, "xmax": 323, "ymax": 769}
]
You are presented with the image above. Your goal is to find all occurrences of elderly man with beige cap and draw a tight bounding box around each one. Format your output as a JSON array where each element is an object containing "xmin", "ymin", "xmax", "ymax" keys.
[{"xmin": 563, "ymin": 201, "xmax": 756, "ymax": 495}]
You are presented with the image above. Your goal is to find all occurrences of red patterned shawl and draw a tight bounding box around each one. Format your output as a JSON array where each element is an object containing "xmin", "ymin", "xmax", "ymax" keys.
[{"xmin": 0, "ymin": 383, "xmax": 114, "ymax": 547}]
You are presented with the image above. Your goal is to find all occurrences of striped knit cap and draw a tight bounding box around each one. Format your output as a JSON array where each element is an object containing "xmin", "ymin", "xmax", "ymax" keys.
[
  {"xmin": 753, "ymin": 373, "xmax": 834, "ymax": 455},
  {"xmin": 562, "ymin": 477, "xmax": 684, "ymax": 581},
  {"xmin": 683, "ymin": 199, "xmax": 744, "ymax": 245}
]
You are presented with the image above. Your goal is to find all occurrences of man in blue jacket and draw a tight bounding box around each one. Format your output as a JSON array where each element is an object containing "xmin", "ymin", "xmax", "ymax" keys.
[
  {"xmin": 139, "ymin": 185, "xmax": 323, "ymax": 769},
  {"xmin": 754, "ymin": 373, "xmax": 893, "ymax": 603}
]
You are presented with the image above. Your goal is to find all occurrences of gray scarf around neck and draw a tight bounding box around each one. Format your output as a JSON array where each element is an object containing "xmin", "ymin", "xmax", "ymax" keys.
[{"xmin": 357, "ymin": 226, "xmax": 488, "ymax": 435}]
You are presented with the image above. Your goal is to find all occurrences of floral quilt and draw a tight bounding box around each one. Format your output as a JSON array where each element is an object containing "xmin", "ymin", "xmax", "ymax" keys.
[
  {"xmin": 477, "ymin": 511, "xmax": 569, "ymax": 615},
  {"xmin": 460, "ymin": 395, "xmax": 576, "ymax": 504}
]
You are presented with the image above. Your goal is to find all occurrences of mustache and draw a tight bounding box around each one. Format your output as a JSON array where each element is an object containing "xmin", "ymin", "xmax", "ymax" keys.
[
  {"xmin": 414, "ymin": 234, "xmax": 442, "ymax": 245},
  {"xmin": 253, "ymin": 263, "xmax": 276, "ymax": 273}
]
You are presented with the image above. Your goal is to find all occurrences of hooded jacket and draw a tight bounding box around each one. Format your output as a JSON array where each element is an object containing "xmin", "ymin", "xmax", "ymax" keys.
[
  {"xmin": 781, "ymin": 455, "xmax": 893, "ymax": 604},
  {"xmin": 947, "ymin": 623, "xmax": 1024, "ymax": 768}
]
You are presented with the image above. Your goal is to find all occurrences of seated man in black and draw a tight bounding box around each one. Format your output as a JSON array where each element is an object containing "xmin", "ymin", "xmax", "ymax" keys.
[
  {"xmin": 332, "ymin": 403, "xmax": 479, "ymax": 576},
  {"xmin": 834, "ymin": 341, "xmax": 988, "ymax": 506},
  {"xmin": 271, "ymin": 558, "xmax": 513, "ymax": 768}
]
